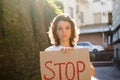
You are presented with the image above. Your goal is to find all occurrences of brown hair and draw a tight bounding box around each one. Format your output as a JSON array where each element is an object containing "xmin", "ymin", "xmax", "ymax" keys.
[{"xmin": 48, "ymin": 13, "xmax": 78, "ymax": 47}]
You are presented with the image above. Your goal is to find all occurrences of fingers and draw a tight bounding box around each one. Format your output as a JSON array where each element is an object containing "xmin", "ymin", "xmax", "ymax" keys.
[{"xmin": 61, "ymin": 47, "xmax": 73, "ymax": 53}]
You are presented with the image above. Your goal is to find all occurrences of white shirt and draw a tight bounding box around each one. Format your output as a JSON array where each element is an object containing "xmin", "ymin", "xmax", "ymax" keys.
[{"xmin": 45, "ymin": 45, "xmax": 82, "ymax": 51}]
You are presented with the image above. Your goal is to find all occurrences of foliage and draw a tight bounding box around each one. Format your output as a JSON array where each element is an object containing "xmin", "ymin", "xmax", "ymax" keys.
[
  {"xmin": 43, "ymin": 0, "xmax": 63, "ymax": 31},
  {"xmin": 0, "ymin": 0, "xmax": 64, "ymax": 79},
  {"xmin": 54, "ymin": 0, "xmax": 64, "ymax": 11},
  {"xmin": 47, "ymin": 0, "xmax": 63, "ymax": 14},
  {"xmin": 90, "ymin": 51, "xmax": 113, "ymax": 61}
]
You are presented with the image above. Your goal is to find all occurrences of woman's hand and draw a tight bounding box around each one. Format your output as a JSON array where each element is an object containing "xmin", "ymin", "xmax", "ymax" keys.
[{"xmin": 61, "ymin": 47, "xmax": 73, "ymax": 53}]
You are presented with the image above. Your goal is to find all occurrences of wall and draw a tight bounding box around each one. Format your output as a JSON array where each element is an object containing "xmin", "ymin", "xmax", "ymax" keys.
[
  {"xmin": 112, "ymin": 0, "xmax": 120, "ymax": 68},
  {"xmin": 79, "ymin": 33, "xmax": 103, "ymax": 45},
  {"xmin": 84, "ymin": 0, "xmax": 113, "ymax": 25}
]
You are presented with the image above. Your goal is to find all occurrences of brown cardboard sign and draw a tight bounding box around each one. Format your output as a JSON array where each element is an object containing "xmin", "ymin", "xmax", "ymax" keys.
[{"xmin": 40, "ymin": 48, "xmax": 91, "ymax": 80}]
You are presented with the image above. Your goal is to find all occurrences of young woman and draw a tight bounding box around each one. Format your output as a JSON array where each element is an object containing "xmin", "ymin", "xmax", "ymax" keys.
[{"xmin": 45, "ymin": 13, "xmax": 95, "ymax": 76}]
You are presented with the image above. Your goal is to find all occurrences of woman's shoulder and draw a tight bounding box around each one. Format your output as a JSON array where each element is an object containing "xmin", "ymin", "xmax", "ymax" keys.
[
  {"xmin": 44, "ymin": 45, "xmax": 55, "ymax": 51},
  {"xmin": 44, "ymin": 45, "xmax": 61, "ymax": 51}
]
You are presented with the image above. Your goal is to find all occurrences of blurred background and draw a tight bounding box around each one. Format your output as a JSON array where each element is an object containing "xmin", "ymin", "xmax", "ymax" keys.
[{"xmin": 0, "ymin": 0, "xmax": 120, "ymax": 80}]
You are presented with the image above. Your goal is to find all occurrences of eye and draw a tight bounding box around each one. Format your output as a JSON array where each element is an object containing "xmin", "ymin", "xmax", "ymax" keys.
[
  {"xmin": 66, "ymin": 26, "xmax": 71, "ymax": 30},
  {"xmin": 57, "ymin": 27, "xmax": 62, "ymax": 31}
]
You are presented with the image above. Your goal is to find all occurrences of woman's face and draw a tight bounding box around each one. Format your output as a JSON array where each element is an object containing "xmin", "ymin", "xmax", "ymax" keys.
[{"xmin": 56, "ymin": 21, "xmax": 71, "ymax": 43}]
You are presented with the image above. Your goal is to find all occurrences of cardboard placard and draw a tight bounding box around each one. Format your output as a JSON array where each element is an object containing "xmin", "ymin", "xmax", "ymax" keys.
[{"xmin": 40, "ymin": 48, "xmax": 91, "ymax": 80}]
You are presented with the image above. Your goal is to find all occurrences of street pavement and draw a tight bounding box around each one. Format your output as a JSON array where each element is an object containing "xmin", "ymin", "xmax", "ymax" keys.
[{"xmin": 91, "ymin": 66, "xmax": 120, "ymax": 80}]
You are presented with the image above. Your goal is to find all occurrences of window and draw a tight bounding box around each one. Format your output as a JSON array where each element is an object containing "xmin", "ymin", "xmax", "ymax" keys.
[
  {"xmin": 76, "ymin": 5, "xmax": 79, "ymax": 13},
  {"xmin": 93, "ymin": 13, "xmax": 102, "ymax": 24},
  {"xmin": 108, "ymin": 12, "xmax": 112, "ymax": 25},
  {"xmin": 76, "ymin": 0, "xmax": 79, "ymax": 2},
  {"xmin": 113, "ymin": 31, "xmax": 118, "ymax": 42},
  {"xmin": 77, "ymin": 43, "xmax": 89, "ymax": 46},
  {"xmin": 78, "ymin": 12, "xmax": 84, "ymax": 23},
  {"xmin": 119, "ymin": 29, "xmax": 120, "ymax": 39},
  {"xmin": 69, "ymin": 7, "xmax": 73, "ymax": 18},
  {"xmin": 101, "ymin": 1, "xmax": 105, "ymax": 5},
  {"xmin": 113, "ymin": 0, "xmax": 116, "ymax": 2},
  {"xmin": 108, "ymin": 35, "xmax": 111, "ymax": 45},
  {"xmin": 84, "ymin": 43, "xmax": 89, "ymax": 46},
  {"xmin": 93, "ymin": 0, "xmax": 100, "ymax": 2},
  {"xmin": 80, "ymin": 12, "xmax": 84, "ymax": 23}
]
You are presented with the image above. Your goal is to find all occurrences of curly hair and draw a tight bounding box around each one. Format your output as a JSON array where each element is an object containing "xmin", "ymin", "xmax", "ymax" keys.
[{"xmin": 48, "ymin": 13, "xmax": 78, "ymax": 47}]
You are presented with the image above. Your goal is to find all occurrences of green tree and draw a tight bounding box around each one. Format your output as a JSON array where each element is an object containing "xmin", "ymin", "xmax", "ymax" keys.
[
  {"xmin": 0, "ymin": 0, "xmax": 63, "ymax": 80},
  {"xmin": 43, "ymin": 0, "xmax": 63, "ymax": 31}
]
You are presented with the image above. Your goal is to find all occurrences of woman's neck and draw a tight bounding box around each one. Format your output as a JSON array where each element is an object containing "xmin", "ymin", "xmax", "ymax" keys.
[{"xmin": 60, "ymin": 41, "xmax": 70, "ymax": 47}]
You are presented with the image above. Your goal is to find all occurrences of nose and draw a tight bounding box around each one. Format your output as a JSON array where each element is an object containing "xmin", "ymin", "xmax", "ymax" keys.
[{"xmin": 62, "ymin": 28, "xmax": 66, "ymax": 34}]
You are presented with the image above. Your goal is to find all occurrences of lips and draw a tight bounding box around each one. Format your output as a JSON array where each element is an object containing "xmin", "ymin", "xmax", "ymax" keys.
[{"xmin": 62, "ymin": 35, "xmax": 67, "ymax": 37}]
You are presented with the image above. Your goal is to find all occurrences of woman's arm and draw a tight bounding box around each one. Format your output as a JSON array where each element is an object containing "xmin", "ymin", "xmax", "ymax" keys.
[{"xmin": 90, "ymin": 63, "xmax": 95, "ymax": 76}]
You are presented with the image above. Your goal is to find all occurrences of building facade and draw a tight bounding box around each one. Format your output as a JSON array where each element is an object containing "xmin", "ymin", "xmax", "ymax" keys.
[
  {"xmin": 63, "ymin": 0, "xmax": 113, "ymax": 49},
  {"xmin": 111, "ymin": 0, "xmax": 120, "ymax": 67},
  {"xmin": 63, "ymin": 0, "xmax": 88, "ymax": 27}
]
